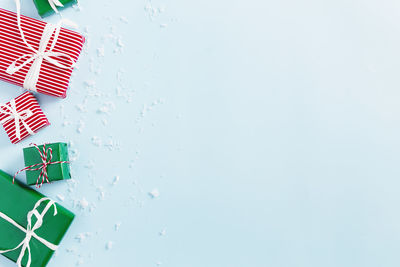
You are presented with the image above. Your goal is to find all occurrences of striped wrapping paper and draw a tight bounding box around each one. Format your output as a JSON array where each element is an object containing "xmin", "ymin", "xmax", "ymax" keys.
[
  {"xmin": 0, "ymin": 8, "xmax": 85, "ymax": 98},
  {"xmin": 0, "ymin": 92, "xmax": 49, "ymax": 144}
]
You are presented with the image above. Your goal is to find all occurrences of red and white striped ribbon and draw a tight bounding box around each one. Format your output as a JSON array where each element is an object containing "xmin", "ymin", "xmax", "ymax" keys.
[
  {"xmin": 0, "ymin": 6, "xmax": 85, "ymax": 97},
  {"xmin": 14, "ymin": 143, "xmax": 70, "ymax": 188},
  {"xmin": 0, "ymin": 92, "xmax": 49, "ymax": 144}
]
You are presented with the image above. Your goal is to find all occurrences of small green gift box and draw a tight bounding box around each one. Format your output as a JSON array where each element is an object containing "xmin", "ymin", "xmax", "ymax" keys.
[
  {"xmin": 33, "ymin": 0, "xmax": 78, "ymax": 17},
  {"xmin": 0, "ymin": 169, "xmax": 74, "ymax": 267},
  {"xmin": 23, "ymin": 143, "xmax": 71, "ymax": 187}
]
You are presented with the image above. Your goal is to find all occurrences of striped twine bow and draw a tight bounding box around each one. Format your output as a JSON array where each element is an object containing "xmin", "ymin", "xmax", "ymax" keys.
[
  {"xmin": 0, "ymin": 198, "xmax": 58, "ymax": 267},
  {"xmin": 14, "ymin": 143, "xmax": 70, "ymax": 188},
  {"xmin": 6, "ymin": 0, "xmax": 77, "ymax": 92},
  {"xmin": 0, "ymin": 99, "xmax": 35, "ymax": 140}
]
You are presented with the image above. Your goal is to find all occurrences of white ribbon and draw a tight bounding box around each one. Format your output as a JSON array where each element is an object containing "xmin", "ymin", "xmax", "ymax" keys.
[
  {"xmin": 0, "ymin": 99, "xmax": 35, "ymax": 140},
  {"xmin": 48, "ymin": 0, "xmax": 64, "ymax": 13},
  {"xmin": 6, "ymin": 0, "xmax": 77, "ymax": 92},
  {"xmin": 0, "ymin": 198, "xmax": 59, "ymax": 267}
]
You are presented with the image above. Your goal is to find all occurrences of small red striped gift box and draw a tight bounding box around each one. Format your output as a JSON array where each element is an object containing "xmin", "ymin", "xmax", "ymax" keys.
[
  {"xmin": 0, "ymin": 92, "xmax": 49, "ymax": 144},
  {"xmin": 0, "ymin": 8, "xmax": 85, "ymax": 98}
]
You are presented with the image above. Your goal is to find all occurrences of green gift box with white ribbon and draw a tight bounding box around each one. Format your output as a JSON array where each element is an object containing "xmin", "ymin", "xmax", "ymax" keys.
[{"xmin": 0, "ymin": 170, "xmax": 74, "ymax": 267}]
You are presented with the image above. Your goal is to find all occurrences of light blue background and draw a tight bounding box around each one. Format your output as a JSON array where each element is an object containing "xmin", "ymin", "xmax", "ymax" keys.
[{"xmin": 0, "ymin": 0, "xmax": 400, "ymax": 266}]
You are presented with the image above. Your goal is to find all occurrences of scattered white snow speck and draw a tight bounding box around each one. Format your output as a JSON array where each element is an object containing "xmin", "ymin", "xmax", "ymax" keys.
[
  {"xmin": 105, "ymin": 241, "xmax": 113, "ymax": 250},
  {"xmin": 75, "ymin": 102, "xmax": 88, "ymax": 113},
  {"xmin": 104, "ymin": 138, "xmax": 121, "ymax": 151},
  {"xmin": 69, "ymin": 148, "xmax": 79, "ymax": 161},
  {"xmin": 97, "ymin": 102, "xmax": 116, "ymax": 114},
  {"xmin": 75, "ymin": 233, "xmax": 85, "ymax": 243},
  {"xmin": 67, "ymin": 178, "xmax": 77, "ymax": 188},
  {"xmin": 149, "ymin": 189, "xmax": 160, "ymax": 198},
  {"xmin": 144, "ymin": 2, "xmax": 157, "ymax": 20},
  {"xmin": 84, "ymin": 80, "xmax": 96, "ymax": 88},
  {"xmin": 97, "ymin": 46, "xmax": 105, "ymax": 57},
  {"xmin": 117, "ymin": 68, "xmax": 125, "ymax": 82},
  {"xmin": 120, "ymin": 16, "xmax": 128, "ymax": 23},
  {"xmin": 91, "ymin": 136, "xmax": 102, "ymax": 147},
  {"xmin": 56, "ymin": 194, "xmax": 65, "ymax": 202},
  {"xmin": 115, "ymin": 222, "xmax": 121, "ymax": 231},
  {"xmin": 77, "ymin": 120, "xmax": 85, "ymax": 133},
  {"xmin": 66, "ymin": 247, "xmax": 77, "ymax": 253},
  {"xmin": 76, "ymin": 258, "xmax": 84, "ymax": 266},
  {"xmin": 78, "ymin": 198, "xmax": 89, "ymax": 210},
  {"xmin": 62, "ymin": 120, "xmax": 71, "ymax": 127},
  {"xmin": 159, "ymin": 228, "xmax": 166, "ymax": 236},
  {"xmin": 97, "ymin": 186, "xmax": 105, "ymax": 200},
  {"xmin": 75, "ymin": 232, "xmax": 92, "ymax": 243},
  {"xmin": 84, "ymin": 160, "xmax": 95, "ymax": 169},
  {"xmin": 112, "ymin": 175, "xmax": 120, "ymax": 186},
  {"xmin": 117, "ymin": 38, "xmax": 124, "ymax": 47},
  {"xmin": 113, "ymin": 37, "xmax": 125, "ymax": 54}
]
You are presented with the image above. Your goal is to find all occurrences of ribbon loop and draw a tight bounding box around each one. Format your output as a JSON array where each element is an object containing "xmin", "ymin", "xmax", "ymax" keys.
[
  {"xmin": 8, "ymin": 0, "xmax": 77, "ymax": 92},
  {"xmin": 0, "ymin": 100, "xmax": 35, "ymax": 140},
  {"xmin": 0, "ymin": 198, "xmax": 59, "ymax": 267}
]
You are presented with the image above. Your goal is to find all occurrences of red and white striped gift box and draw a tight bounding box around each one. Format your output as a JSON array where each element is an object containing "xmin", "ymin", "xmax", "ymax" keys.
[
  {"xmin": 0, "ymin": 92, "xmax": 49, "ymax": 144},
  {"xmin": 0, "ymin": 8, "xmax": 85, "ymax": 98}
]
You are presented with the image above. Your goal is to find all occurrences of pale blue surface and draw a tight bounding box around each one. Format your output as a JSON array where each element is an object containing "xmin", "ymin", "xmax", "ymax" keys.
[{"xmin": 0, "ymin": 0, "xmax": 400, "ymax": 266}]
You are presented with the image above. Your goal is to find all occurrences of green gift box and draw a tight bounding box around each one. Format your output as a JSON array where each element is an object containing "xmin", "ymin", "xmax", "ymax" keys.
[
  {"xmin": 23, "ymin": 143, "xmax": 71, "ymax": 187},
  {"xmin": 33, "ymin": 0, "xmax": 77, "ymax": 17},
  {"xmin": 0, "ymin": 169, "xmax": 74, "ymax": 267}
]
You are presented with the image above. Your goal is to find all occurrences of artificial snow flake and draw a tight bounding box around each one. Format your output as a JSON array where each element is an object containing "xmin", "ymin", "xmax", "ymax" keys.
[
  {"xmin": 105, "ymin": 241, "xmax": 113, "ymax": 250},
  {"xmin": 149, "ymin": 189, "xmax": 160, "ymax": 198}
]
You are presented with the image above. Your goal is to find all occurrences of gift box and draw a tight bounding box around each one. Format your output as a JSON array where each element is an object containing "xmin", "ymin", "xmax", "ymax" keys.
[
  {"xmin": 34, "ymin": 0, "xmax": 78, "ymax": 18},
  {"xmin": 0, "ymin": 169, "xmax": 74, "ymax": 267},
  {"xmin": 0, "ymin": 92, "xmax": 49, "ymax": 144},
  {"xmin": 23, "ymin": 143, "xmax": 71, "ymax": 186},
  {"xmin": 0, "ymin": 7, "xmax": 85, "ymax": 98}
]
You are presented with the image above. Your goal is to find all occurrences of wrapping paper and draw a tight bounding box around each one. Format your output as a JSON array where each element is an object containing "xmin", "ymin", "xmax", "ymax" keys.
[
  {"xmin": 0, "ymin": 169, "xmax": 74, "ymax": 267},
  {"xmin": 0, "ymin": 8, "xmax": 85, "ymax": 98},
  {"xmin": 0, "ymin": 92, "xmax": 49, "ymax": 144}
]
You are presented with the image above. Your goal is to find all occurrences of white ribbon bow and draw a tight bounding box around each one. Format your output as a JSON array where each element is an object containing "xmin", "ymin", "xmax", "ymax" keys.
[
  {"xmin": 48, "ymin": 0, "xmax": 64, "ymax": 13},
  {"xmin": 0, "ymin": 99, "xmax": 34, "ymax": 140},
  {"xmin": 0, "ymin": 198, "xmax": 59, "ymax": 267},
  {"xmin": 6, "ymin": 0, "xmax": 77, "ymax": 92}
]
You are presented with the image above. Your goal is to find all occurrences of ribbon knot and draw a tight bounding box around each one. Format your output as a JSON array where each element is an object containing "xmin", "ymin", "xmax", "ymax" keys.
[
  {"xmin": 0, "ymin": 198, "xmax": 59, "ymax": 267},
  {"xmin": 25, "ymin": 231, "xmax": 33, "ymax": 239},
  {"xmin": 14, "ymin": 143, "xmax": 70, "ymax": 188},
  {"xmin": 7, "ymin": 0, "xmax": 77, "ymax": 92},
  {"xmin": 36, "ymin": 52, "xmax": 45, "ymax": 58},
  {"xmin": 0, "ymin": 99, "xmax": 35, "ymax": 140}
]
